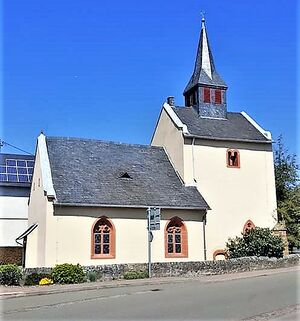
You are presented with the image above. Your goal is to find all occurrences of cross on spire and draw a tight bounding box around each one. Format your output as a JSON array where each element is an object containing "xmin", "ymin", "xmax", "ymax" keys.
[{"xmin": 201, "ymin": 11, "xmax": 206, "ymax": 28}]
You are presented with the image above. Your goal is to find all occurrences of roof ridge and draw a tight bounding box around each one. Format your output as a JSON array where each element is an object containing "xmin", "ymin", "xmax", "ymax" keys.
[{"xmin": 46, "ymin": 136, "xmax": 163, "ymax": 150}]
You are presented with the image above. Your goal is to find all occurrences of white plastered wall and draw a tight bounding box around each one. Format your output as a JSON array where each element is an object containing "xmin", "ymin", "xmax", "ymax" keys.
[
  {"xmin": 26, "ymin": 147, "xmax": 50, "ymax": 267},
  {"xmin": 0, "ymin": 197, "xmax": 28, "ymax": 247},
  {"xmin": 183, "ymin": 139, "xmax": 277, "ymax": 259},
  {"xmin": 151, "ymin": 108, "xmax": 185, "ymax": 179},
  {"xmin": 26, "ymin": 206, "xmax": 205, "ymax": 268}
]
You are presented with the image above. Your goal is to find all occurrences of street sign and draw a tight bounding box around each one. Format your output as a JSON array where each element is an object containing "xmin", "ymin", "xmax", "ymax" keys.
[
  {"xmin": 148, "ymin": 207, "xmax": 161, "ymax": 231},
  {"xmin": 146, "ymin": 207, "xmax": 161, "ymax": 278}
]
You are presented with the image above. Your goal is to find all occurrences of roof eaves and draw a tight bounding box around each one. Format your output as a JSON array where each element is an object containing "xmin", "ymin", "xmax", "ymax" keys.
[
  {"xmin": 53, "ymin": 202, "xmax": 209, "ymax": 211},
  {"xmin": 241, "ymin": 111, "xmax": 272, "ymax": 140},
  {"xmin": 183, "ymin": 133, "xmax": 272, "ymax": 144}
]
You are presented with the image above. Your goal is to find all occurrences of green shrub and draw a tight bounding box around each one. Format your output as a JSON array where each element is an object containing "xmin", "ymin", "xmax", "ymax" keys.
[
  {"xmin": 24, "ymin": 273, "xmax": 52, "ymax": 286},
  {"xmin": 137, "ymin": 271, "xmax": 149, "ymax": 279},
  {"xmin": 87, "ymin": 271, "xmax": 97, "ymax": 282},
  {"xmin": 226, "ymin": 227, "xmax": 284, "ymax": 259},
  {"xmin": 123, "ymin": 270, "xmax": 149, "ymax": 280},
  {"xmin": 51, "ymin": 263, "xmax": 85, "ymax": 284},
  {"xmin": 0, "ymin": 264, "xmax": 22, "ymax": 285}
]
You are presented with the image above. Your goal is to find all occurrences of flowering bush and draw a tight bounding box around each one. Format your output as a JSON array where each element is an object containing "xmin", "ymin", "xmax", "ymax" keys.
[{"xmin": 39, "ymin": 277, "xmax": 54, "ymax": 286}]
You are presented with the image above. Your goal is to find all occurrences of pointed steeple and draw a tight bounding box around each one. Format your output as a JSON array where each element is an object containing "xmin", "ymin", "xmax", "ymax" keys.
[{"xmin": 183, "ymin": 17, "xmax": 228, "ymax": 119}]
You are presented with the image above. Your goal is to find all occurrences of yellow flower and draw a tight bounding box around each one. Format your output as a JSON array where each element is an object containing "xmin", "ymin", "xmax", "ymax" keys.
[{"xmin": 39, "ymin": 278, "xmax": 54, "ymax": 286}]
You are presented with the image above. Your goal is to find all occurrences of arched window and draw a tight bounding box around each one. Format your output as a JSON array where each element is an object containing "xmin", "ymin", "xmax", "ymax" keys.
[
  {"xmin": 227, "ymin": 149, "xmax": 240, "ymax": 168},
  {"xmin": 91, "ymin": 216, "xmax": 115, "ymax": 259},
  {"xmin": 243, "ymin": 219, "xmax": 255, "ymax": 234},
  {"xmin": 165, "ymin": 217, "xmax": 188, "ymax": 258}
]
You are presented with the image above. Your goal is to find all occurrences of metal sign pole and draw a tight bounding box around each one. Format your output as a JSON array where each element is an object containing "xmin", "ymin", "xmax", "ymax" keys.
[{"xmin": 147, "ymin": 208, "xmax": 152, "ymax": 278}]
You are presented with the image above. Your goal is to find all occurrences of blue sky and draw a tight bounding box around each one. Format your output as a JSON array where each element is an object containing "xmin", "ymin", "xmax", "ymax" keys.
[{"xmin": 1, "ymin": 0, "xmax": 298, "ymax": 155}]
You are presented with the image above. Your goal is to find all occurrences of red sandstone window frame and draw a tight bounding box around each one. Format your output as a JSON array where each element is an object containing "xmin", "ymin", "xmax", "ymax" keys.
[
  {"xmin": 215, "ymin": 89, "xmax": 222, "ymax": 104},
  {"xmin": 227, "ymin": 149, "xmax": 240, "ymax": 168},
  {"xmin": 243, "ymin": 220, "xmax": 255, "ymax": 234},
  {"xmin": 165, "ymin": 217, "xmax": 188, "ymax": 258},
  {"xmin": 203, "ymin": 87, "xmax": 211, "ymax": 103},
  {"xmin": 91, "ymin": 216, "xmax": 116, "ymax": 259}
]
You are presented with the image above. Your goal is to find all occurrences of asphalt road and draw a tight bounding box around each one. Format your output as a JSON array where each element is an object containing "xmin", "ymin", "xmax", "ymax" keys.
[{"xmin": 1, "ymin": 269, "xmax": 299, "ymax": 320}]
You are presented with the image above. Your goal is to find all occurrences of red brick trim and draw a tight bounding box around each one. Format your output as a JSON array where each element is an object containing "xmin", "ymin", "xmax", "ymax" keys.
[
  {"xmin": 165, "ymin": 216, "xmax": 188, "ymax": 258},
  {"xmin": 213, "ymin": 249, "xmax": 228, "ymax": 261},
  {"xmin": 91, "ymin": 216, "xmax": 116, "ymax": 259}
]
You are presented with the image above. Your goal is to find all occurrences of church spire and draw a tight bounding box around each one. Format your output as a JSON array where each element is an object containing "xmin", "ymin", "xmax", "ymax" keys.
[
  {"xmin": 198, "ymin": 17, "xmax": 213, "ymax": 79},
  {"xmin": 183, "ymin": 17, "xmax": 228, "ymax": 119}
]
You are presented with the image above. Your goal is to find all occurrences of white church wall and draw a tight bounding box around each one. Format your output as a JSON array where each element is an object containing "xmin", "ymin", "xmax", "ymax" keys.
[
  {"xmin": 151, "ymin": 108, "xmax": 185, "ymax": 180},
  {"xmin": 26, "ymin": 148, "xmax": 49, "ymax": 267},
  {"xmin": 183, "ymin": 139, "xmax": 277, "ymax": 259},
  {"xmin": 27, "ymin": 206, "xmax": 206, "ymax": 268}
]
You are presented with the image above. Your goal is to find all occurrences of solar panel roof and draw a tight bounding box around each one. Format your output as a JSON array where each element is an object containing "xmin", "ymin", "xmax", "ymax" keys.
[{"xmin": 0, "ymin": 153, "xmax": 35, "ymax": 185}]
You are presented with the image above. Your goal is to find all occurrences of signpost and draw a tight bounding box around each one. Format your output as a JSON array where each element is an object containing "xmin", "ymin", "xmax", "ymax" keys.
[{"xmin": 147, "ymin": 207, "xmax": 161, "ymax": 278}]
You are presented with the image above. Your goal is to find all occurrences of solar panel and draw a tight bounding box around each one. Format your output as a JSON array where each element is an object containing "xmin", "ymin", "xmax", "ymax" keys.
[{"xmin": 0, "ymin": 158, "xmax": 34, "ymax": 183}]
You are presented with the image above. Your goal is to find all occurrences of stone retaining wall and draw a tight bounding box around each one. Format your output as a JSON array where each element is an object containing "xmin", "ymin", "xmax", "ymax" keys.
[{"xmin": 24, "ymin": 255, "xmax": 299, "ymax": 280}]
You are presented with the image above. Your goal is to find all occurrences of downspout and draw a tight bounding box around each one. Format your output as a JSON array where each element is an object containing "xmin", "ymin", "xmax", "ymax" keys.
[
  {"xmin": 192, "ymin": 136, "xmax": 207, "ymax": 260},
  {"xmin": 191, "ymin": 137, "xmax": 196, "ymax": 183},
  {"xmin": 22, "ymin": 237, "xmax": 27, "ymax": 268},
  {"xmin": 203, "ymin": 212, "xmax": 207, "ymax": 261}
]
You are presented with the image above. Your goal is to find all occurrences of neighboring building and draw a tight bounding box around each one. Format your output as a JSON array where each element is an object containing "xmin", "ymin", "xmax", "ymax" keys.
[
  {"xmin": 0, "ymin": 153, "xmax": 34, "ymax": 264},
  {"xmin": 151, "ymin": 18, "xmax": 277, "ymax": 260},
  {"xmin": 24, "ymin": 134, "xmax": 209, "ymax": 268}
]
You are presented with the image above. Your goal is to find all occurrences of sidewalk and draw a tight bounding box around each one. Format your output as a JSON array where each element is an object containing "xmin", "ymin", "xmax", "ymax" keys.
[{"xmin": 1, "ymin": 266, "xmax": 299, "ymax": 299}]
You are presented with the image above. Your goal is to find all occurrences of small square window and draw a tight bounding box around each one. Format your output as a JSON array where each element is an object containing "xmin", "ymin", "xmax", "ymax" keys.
[{"xmin": 227, "ymin": 149, "xmax": 240, "ymax": 168}]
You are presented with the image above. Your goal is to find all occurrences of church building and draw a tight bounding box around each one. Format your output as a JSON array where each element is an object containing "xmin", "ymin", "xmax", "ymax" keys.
[
  {"xmin": 22, "ymin": 18, "xmax": 277, "ymax": 267},
  {"xmin": 152, "ymin": 18, "xmax": 277, "ymax": 260}
]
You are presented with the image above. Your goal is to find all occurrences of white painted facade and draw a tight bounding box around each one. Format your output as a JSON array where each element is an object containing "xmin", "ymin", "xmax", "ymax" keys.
[
  {"xmin": 0, "ymin": 196, "xmax": 28, "ymax": 247},
  {"xmin": 152, "ymin": 105, "xmax": 277, "ymax": 259}
]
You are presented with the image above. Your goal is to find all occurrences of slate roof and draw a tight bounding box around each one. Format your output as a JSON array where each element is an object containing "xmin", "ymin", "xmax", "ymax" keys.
[
  {"xmin": 172, "ymin": 107, "xmax": 271, "ymax": 142},
  {"xmin": 46, "ymin": 137, "xmax": 209, "ymax": 210}
]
